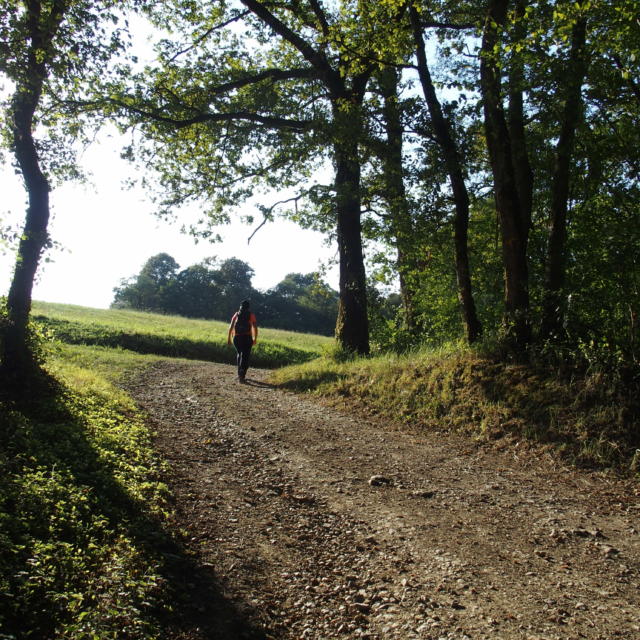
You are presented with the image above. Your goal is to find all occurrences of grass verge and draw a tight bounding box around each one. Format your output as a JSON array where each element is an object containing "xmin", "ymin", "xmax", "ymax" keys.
[
  {"xmin": 0, "ymin": 346, "xmax": 170, "ymax": 639},
  {"xmin": 271, "ymin": 343, "xmax": 640, "ymax": 472}
]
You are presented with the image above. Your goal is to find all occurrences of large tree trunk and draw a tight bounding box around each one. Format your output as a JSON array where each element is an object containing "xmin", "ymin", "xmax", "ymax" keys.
[
  {"xmin": 240, "ymin": 0, "xmax": 371, "ymax": 355},
  {"xmin": 378, "ymin": 67, "xmax": 420, "ymax": 332},
  {"xmin": 541, "ymin": 17, "xmax": 588, "ymax": 339},
  {"xmin": 480, "ymin": 0, "xmax": 531, "ymax": 351},
  {"xmin": 333, "ymin": 106, "xmax": 370, "ymax": 355},
  {"xmin": 410, "ymin": 5, "xmax": 482, "ymax": 344}
]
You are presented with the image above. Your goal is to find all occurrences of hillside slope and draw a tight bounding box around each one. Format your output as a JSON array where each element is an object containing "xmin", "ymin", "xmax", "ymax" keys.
[{"xmin": 31, "ymin": 302, "xmax": 332, "ymax": 368}]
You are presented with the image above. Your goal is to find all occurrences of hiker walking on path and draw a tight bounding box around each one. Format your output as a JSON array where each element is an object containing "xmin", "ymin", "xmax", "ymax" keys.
[{"xmin": 228, "ymin": 300, "xmax": 258, "ymax": 383}]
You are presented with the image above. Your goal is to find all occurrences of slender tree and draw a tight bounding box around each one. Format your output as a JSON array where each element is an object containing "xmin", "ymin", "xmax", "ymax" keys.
[
  {"xmin": 506, "ymin": 0, "xmax": 534, "ymax": 239},
  {"xmin": 1, "ymin": 1, "xmax": 67, "ymax": 377},
  {"xmin": 409, "ymin": 2, "xmax": 482, "ymax": 343},
  {"xmin": 376, "ymin": 67, "xmax": 421, "ymax": 331},
  {"xmin": 541, "ymin": 15, "xmax": 589, "ymax": 339},
  {"xmin": 479, "ymin": 0, "xmax": 531, "ymax": 351},
  {"xmin": 0, "ymin": 0, "xmax": 127, "ymax": 380}
]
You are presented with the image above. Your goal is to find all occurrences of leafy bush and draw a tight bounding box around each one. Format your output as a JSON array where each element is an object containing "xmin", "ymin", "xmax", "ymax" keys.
[{"xmin": 0, "ymin": 297, "xmax": 54, "ymax": 372}]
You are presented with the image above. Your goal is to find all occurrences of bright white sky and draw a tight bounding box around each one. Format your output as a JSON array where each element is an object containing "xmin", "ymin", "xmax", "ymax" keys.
[
  {"xmin": 0, "ymin": 130, "xmax": 339, "ymax": 310},
  {"xmin": 1, "ymin": 12, "xmax": 341, "ymax": 311}
]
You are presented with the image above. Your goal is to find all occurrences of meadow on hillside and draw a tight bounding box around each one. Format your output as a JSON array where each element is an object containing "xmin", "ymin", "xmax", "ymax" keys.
[{"xmin": 32, "ymin": 302, "xmax": 333, "ymax": 368}]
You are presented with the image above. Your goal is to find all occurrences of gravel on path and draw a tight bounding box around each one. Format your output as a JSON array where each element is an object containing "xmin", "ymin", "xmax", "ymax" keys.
[{"xmin": 127, "ymin": 360, "xmax": 640, "ymax": 640}]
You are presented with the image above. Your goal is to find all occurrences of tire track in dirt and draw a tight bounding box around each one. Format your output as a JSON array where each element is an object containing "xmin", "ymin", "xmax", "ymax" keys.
[{"xmin": 128, "ymin": 360, "xmax": 640, "ymax": 640}]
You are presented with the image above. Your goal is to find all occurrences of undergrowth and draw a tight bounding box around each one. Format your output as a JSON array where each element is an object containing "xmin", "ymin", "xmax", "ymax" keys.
[
  {"xmin": 272, "ymin": 342, "xmax": 640, "ymax": 473},
  {"xmin": 0, "ymin": 349, "xmax": 171, "ymax": 639}
]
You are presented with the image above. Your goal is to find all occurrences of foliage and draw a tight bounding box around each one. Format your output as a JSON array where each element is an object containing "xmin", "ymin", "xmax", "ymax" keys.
[
  {"xmin": 0, "ymin": 0, "xmax": 130, "ymax": 181},
  {"xmin": 0, "ymin": 348, "xmax": 170, "ymax": 639},
  {"xmin": 257, "ymin": 272, "xmax": 339, "ymax": 336}
]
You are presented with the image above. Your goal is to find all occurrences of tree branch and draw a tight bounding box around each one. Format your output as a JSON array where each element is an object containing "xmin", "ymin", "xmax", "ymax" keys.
[
  {"xmin": 240, "ymin": 0, "xmax": 334, "ymax": 78},
  {"xmin": 308, "ymin": 0, "xmax": 331, "ymax": 37},
  {"xmin": 420, "ymin": 19, "xmax": 476, "ymax": 30},
  {"xmin": 248, "ymin": 188, "xmax": 325, "ymax": 242},
  {"xmin": 205, "ymin": 66, "xmax": 319, "ymax": 96},
  {"xmin": 168, "ymin": 10, "xmax": 252, "ymax": 62},
  {"xmin": 108, "ymin": 98, "xmax": 313, "ymax": 131}
]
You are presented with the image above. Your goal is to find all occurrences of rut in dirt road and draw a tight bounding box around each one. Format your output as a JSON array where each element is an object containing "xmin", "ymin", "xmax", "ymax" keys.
[{"xmin": 128, "ymin": 360, "xmax": 640, "ymax": 640}]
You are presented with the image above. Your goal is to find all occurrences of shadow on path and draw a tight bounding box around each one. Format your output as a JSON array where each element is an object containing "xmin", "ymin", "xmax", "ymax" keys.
[
  {"xmin": 244, "ymin": 378, "xmax": 276, "ymax": 389},
  {"xmin": 1, "ymin": 369, "xmax": 268, "ymax": 640},
  {"xmin": 155, "ymin": 547, "xmax": 268, "ymax": 640}
]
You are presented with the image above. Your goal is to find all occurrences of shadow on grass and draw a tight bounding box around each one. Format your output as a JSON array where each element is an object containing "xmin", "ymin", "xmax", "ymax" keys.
[
  {"xmin": 472, "ymin": 360, "xmax": 640, "ymax": 468},
  {"xmin": 0, "ymin": 370, "xmax": 268, "ymax": 639}
]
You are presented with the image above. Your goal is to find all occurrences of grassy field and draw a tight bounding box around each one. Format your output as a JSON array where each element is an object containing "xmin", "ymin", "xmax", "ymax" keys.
[{"xmin": 32, "ymin": 301, "xmax": 334, "ymax": 368}]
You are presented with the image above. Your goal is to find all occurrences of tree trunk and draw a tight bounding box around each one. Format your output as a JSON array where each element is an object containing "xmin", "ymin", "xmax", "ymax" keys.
[
  {"xmin": 507, "ymin": 0, "xmax": 534, "ymax": 237},
  {"xmin": 480, "ymin": 0, "xmax": 531, "ymax": 351},
  {"xmin": 410, "ymin": 5, "xmax": 482, "ymax": 343},
  {"xmin": 1, "ymin": 0, "xmax": 57, "ymax": 379},
  {"xmin": 378, "ymin": 67, "xmax": 419, "ymax": 332},
  {"xmin": 541, "ymin": 17, "xmax": 588, "ymax": 339},
  {"xmin": 239, "ymin": 0, "xmax": 371, "ymax": 355},
  {"xmin": 333, "ymin": 105, "xmax": 370, "ymax": 355},
  {"xmin": 2, "ymin": 92, "xmax": 51, "ymax": 376}
]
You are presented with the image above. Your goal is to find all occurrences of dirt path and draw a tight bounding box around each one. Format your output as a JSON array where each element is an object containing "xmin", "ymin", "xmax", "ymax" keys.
[{"xmin": 127, "ymin": 360, "xmax": 640, "ymax": 640}]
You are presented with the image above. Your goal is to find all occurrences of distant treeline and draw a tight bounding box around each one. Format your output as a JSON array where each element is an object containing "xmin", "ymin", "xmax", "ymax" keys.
[{"xmin": 112, "ymin": 253, "xmax": 339, "ymax": 336}]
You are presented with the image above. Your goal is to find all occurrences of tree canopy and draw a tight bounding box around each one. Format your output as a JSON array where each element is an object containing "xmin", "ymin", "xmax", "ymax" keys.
[{"xmin": 1, "ymin": 0, "xmax": 639, "ymax": 372}]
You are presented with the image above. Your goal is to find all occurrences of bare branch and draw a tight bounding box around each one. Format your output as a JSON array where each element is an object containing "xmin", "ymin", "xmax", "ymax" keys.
[
  {"xmin": 248, "ymin": 191, "xmax": 312, "ymax": 243},
  {"xmin": 248, "ymin": 194, "xmax": 300, "ymax": 243}
]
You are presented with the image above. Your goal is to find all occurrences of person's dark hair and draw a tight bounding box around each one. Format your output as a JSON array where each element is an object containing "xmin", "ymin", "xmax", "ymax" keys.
[{"xmin": 238, "ymin": 300, "xmax": 251, "ymax": 322}]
